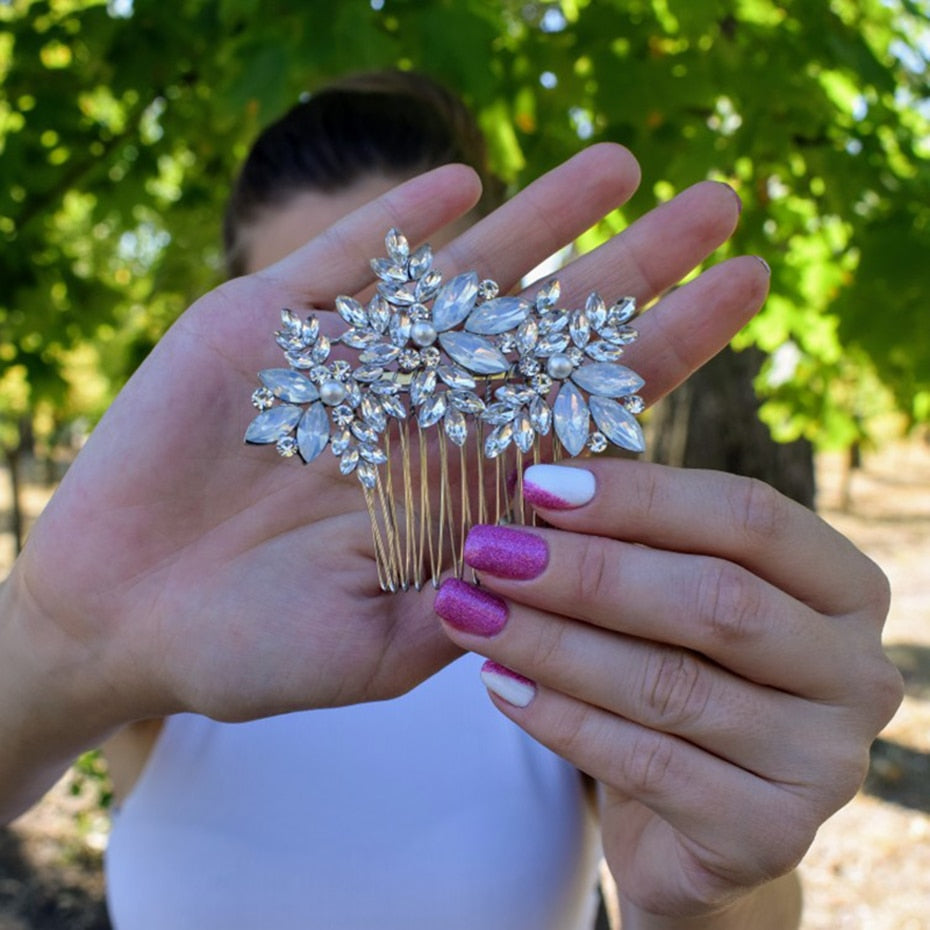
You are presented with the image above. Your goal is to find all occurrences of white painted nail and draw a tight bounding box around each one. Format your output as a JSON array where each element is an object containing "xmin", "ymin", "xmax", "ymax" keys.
[
  {"xmin": 480, "ymin": 661, "xmax": 536, "ymax": 708},
  {"xmin": 522, "ymin": 463, "xmax": 596, "ymax": 509}
]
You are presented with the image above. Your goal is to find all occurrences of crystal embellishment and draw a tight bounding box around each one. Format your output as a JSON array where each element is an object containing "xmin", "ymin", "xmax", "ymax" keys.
[
  {"xmin": 431, "ymin": 272, "xmax": 479, "ymax": 331},
  {"xmin": 244, "ymin": 404, "xmax": 303, "ymax": 444},
  {"xmin": 259, "ymin": 368, "xmax": 320, "ymax": 404},
  {"xmin": 571, "ymin": 362, "xmax": 644, "ymax": 398},
  {"xmin": 438, "ymin": 331, "xmax": 510, "ymax": 375},
  {"xmin": 553, "ymin": 382, "xmax": 590, "ymax": 456},
  {"xmin": 246, "ymin": 226, "xmax": 648, "ymax": 469},
  {"xmin": 244, "ymin": 228, "xmax": 648, "ymax": 591},
  {"xmin": 297, "ymin": 403, "xmax": 329, "ymax": 463},
  {"xmin": 589, "ymin": 395, "xmax": 646, "ymax": 454},
  {"xmin": 465, "ymin": 296, "xmax": 532, "ymax": 335}
]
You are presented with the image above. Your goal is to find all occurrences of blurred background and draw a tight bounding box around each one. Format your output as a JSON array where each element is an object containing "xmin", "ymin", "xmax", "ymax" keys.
[{"xmin": 1, "ymin": 1, "xmax": 928, "ymax": 927}]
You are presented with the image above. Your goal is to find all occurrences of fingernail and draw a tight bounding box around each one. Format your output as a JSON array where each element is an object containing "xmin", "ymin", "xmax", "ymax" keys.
[
  {"xmin": 435, "ymin": 578, "xmax": 508, "ymax": 637},
  {"xmin": 718, "ymin": 180, "xmax": 743, "ymax": 213},
  {"xmin": 523, "ymin": 464, "xmax": 596, "ymax": 510},
  {"xmin": 480, "ymin": 660, "xmax": 536, "ymax": 708},
  {"xmin": 755, "ymin": 255, "xmax": 771, "ymax": 275},
  {"xmin": 464, "ymin": 524, "xmax": 549, "ymax": 580}
]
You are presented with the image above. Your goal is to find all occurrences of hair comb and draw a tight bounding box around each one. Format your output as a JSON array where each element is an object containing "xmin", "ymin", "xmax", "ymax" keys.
[{"xmin": 245, "ymin": 228, "xmax": 646, "ymax": 592}]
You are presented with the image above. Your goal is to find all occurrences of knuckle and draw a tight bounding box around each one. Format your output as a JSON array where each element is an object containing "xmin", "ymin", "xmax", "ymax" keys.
[
  {"xmin": 861, "ymin": 558, "xmax": 893, "ymax": 620},
  {"xmin": 731, "ymin": 476, "xmax": 788, "ymax": 547},
  {"xmin": 695, "ymin": 559, "xmax": 762, "ymax": 646},
  {"xmin": 757, "ymin": 822, "xmax": 813, "ymax": 881},
  {"xmin": 636, "ymin": 463, "xmax": 664, "ymax": 523},
  {"xmin": 876, "ymin": 660, "xmax": 906, "ymax": 722},
  {"xmin": 790, "ymin": 733, "xmax": 873, "ymax": 822},
  {"xmin": 622, "ymin": 728, "xmax": 680, "ymax": 797},
  {"xmin": 528, "ymin": 617, "xmax": 571, "ymax": 677},
  {"xmin": 738, "ymin": 801, "xmax": 817, "ymax": 885},
  {"xmin": 641, "ymin": 648, "xmax": 710, "ymax": 729},
  {"xmin": 862, "ymin": 652, "xmax": 905, "ymax": 728},
  {"xmin": 806, "ymin": 736, "xmax": 872, "ymax": 810},
  {"xmin": 546, "ymin": 700, "xmax": 597, "ymax": 762},
  {"xmin": 572, "ymin": 533, "xmax": 616, "ymax": 609},
  {"xmin": 841, "ymin": 640, "xmax": 905, "ymax": 729},
  {"xmin": 838, "ymin": 746, "xmax": 874, "ymax": 801},
  {"xmin": 686, "ymin": 800, "xmax": 816, "ymax": 896}
]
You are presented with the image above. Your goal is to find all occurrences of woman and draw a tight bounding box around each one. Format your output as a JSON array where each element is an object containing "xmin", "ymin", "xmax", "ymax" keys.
[{"xmin": 0, "ymin": 72, "xmax": 901, "ymax": 929}]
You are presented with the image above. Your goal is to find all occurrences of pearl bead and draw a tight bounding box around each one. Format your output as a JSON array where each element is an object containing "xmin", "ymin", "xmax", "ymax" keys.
[
  {"xmin": 546, "ymin": 354, "xmax": 574, "ymax": 380},
  {"xmin": 410, "ymin": 320, "xmax": 438, "ymax": 347},
  {"xmin": 319, "ymin": 379, "xmax": 347, "ymax": 406}
]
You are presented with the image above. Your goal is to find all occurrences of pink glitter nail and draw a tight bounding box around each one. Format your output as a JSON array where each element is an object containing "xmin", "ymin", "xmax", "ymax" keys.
[
  {"xmin": 464, "ymin": 525, "xmax": 549, "ymax": 580},
  {"xmin": 434, "ymin": 578, "xmax": 508, "ymax": 636}
]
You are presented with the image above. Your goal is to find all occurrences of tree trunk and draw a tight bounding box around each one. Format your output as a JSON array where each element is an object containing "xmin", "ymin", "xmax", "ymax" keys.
[
  {"xmin": 4, "ymin": 444, "xmax": 24, "ymax": 556},
  {"xmin": 3, "ymin": 418, "xmax": 36, "ymax": 556},
  {"xmin": 647, "ymin": 346, "xmax": 815, "ymax": 509}
]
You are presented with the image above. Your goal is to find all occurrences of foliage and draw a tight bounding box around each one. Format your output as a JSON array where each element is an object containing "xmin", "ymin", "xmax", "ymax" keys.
[
  {"xmin": 70, "ymin": 748, "xmax": 113, "ymax": 811},
  {"xmin": 1, "ymin": 0, "xmax": 929, "ymax": 455}
]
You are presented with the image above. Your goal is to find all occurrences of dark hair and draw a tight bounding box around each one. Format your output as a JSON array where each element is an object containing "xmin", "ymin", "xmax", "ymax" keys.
[{"xmin": 223, "ymin": 70, "xmax": 504, "ymax": 277}]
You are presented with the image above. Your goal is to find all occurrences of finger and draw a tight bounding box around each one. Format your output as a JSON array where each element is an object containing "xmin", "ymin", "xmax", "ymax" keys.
[
  {"xmin": 270, "ymin": 144, "xmax": 641, "ymax": 306},
  {"xmin": 436, "ymin": 578, "xmax": 858, "ymax": 782},
  {"xmin": 477, "ymin": 676, "xmax": 820, "ymax": 902},
  {"xmin": 541, "ymin": 178, "xmax": 743, "ymax": 306},
  {"xmin": 222, "ymin": 148, "xmax": 641, "ymax": 366},
  {"xmin": 266, "ymin": 163, "xmax": 484, "ymax": 302},
  {"xmin": 234, "ymin": 154, "xmax": 759, "ymax": 413},
  {"xmin": 181, "ymin": 163, "xmax": 483, "ymax": 381},
  {"xmin": 454, "ymin": 173, "xmax": 762, "ymax": 405},
  {"xmin": 519, "ymin": 458, "xmax": 890, "ymax": 623},
  {"xmin": 626, "ymin": 254, "xmax": 769, "ymax": 404},
  {"xmin": 456, "ymin": 519, "xmax": 882, "ymax": 705},
  {"xmin": 438, "ymin": 143, "xmax": 642, "ymax": 293}
]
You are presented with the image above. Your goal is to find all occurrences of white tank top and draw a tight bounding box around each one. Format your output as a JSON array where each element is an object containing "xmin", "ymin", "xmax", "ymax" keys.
[{"xmin": 106, "ymin": 653, "xmax": 601, "ymax": 929}]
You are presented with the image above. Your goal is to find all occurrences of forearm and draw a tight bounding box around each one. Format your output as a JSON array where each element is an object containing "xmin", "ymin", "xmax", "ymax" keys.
[
  {"xmin": 619, "ymin": 872, "xmax": 802, "ymax": 930},
  {"xmin": 0, "ymin": 572, "xmax": 123, "ymax": 824}
]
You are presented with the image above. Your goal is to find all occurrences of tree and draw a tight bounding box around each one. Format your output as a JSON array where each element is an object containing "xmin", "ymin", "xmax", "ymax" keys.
[{"xmin": 2, "ymin": 0, "xmax": 929, "ymax": 537}]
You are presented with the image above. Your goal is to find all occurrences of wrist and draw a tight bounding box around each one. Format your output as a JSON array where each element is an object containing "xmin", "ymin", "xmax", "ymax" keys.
[
  {"xmin": 0, "ymin": 568, "xmax": 131, "ymax": 822},
  {"xmin": 619, "ymin": 873, "xmax": 802, "ymax": 930}
]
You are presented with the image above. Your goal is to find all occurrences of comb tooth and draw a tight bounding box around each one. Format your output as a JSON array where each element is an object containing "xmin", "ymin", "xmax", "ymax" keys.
[
  {"xmin": 494, "ymin": 455, "xmax": 503, "ymax": 530},
  {"xmin": 363, "ymin": 482, "xmax": 394, "ymax": 593},
  {"xmin": 396, "ymin": 421, "xmax": 414, "ymax": 589},
  {"xmin": 435, "ymin": 430, "xmax": 448, "ymax": 588},
  {"xmin": 508, "ymin": 447, "xmax": 521, "ymax": 526},
  {"xmin": 378, "ymin": 461, "xmax": 404, "ymax": 590},
  {"xmin": 458, "ymin": 441, "xmax": 471, "ymax": 580},
  {"xmin": 417, "ymin": 423, "xmax": 434, "ymax": 589},
  {"xmin": 379, "ymin": 429, "xmax": 399, "ymax": 588},
  {"xmin": 514, "ymin": 449, "xmax": 526, "ymax": 527},
  {"xmin": 530, "ymin": 436, "xmax": 542, "ymax": 527}
]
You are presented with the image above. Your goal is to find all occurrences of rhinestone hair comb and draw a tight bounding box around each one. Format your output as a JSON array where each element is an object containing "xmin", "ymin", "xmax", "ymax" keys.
[{"xmin": 245, "ymin": 228, "xmax": 646, "ymax": 592}]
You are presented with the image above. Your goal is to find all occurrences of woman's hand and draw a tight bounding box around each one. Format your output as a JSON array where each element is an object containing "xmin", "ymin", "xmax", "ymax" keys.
[
  {"xmin": 435, "ymin": 458, "xmax": 903, "ymax": 924},
  {"xmin": 2, "ymin": 143, "xmax": 763, "ymax": 819}
]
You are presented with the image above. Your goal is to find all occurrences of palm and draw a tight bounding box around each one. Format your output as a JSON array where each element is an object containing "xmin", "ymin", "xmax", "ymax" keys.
[{"xmin": 23, "ymin": 272, "xmax": 458, "ymax": 722}]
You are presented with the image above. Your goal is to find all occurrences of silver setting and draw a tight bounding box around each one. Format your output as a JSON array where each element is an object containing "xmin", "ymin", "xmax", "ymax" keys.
[{"xmin": 245, "ymin": 228, "xmax": 647, "ymax": 591}]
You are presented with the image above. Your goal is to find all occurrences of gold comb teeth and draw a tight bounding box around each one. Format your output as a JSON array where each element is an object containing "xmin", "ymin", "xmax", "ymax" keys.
[{"xmin": 245, "ymin": 228, "xmax": 647, "ymax": 592}]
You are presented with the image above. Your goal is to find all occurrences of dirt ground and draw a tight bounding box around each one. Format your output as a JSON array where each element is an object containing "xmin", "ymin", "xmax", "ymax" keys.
[{"xmin": 1, "ymin": 439, "xmax": 928, "ymax": 929}]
